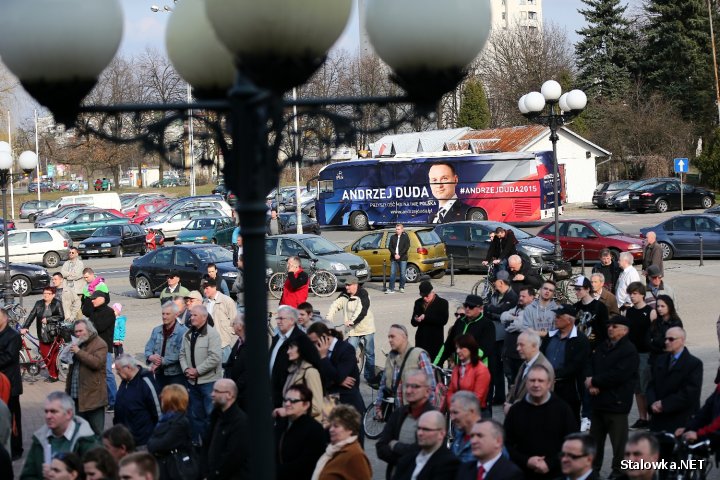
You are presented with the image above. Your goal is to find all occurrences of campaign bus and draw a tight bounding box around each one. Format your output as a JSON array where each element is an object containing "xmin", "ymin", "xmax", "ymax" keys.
[{"xmin": 315, "ymin": 151, "xmax": 565, "ymax": 230}]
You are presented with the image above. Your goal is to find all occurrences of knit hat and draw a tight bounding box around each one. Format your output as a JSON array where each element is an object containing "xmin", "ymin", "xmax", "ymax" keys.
[{"xmin": 111, "ymin": 303, "xmax": 122, "ymax": 314}]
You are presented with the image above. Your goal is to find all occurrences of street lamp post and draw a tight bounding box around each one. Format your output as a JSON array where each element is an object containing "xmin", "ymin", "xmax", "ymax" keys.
[
  {"xmin": 518, "ymin": 81, "xmax": 587, "ymax": 263},
  {"xmin": 0, "ymin": 0, "xmax": 492, "ymax": 478},
  {"xmin": 0, "ymin": 143, "xmax": 38, "ymax": 305}
]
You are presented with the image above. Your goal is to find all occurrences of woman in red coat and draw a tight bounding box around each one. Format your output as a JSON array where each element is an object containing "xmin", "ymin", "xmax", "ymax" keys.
[{"xmin": 446, "ymin": 334, "xmax": 491, "ymax": 409}]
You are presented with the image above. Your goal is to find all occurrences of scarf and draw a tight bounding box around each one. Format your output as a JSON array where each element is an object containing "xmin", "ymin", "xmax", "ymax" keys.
[
  {"xmin": 310, "ymin": 435, "xmax": 358, "ymax": 480},
  {"xmin": 87, "ymin": 277, "xmax": 105, "ymax": 294}
]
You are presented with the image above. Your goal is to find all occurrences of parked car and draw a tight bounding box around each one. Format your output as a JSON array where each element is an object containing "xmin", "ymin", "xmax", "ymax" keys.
[
  {"xmin": 56, "ymin": 181, "xmax": 81, "ymax": 192},
  {"xmin": 0, "ymin": 218, "xmax": 16, "ymax": 233},
  {"xmin": 627, "ymin": 180, "xmax": 715, "ymax": 213},
  {"xmin": 35, "ymin": 205, "xmax": 92, "ymax": 228},
  {"xmin": 150, "ymin": 178, "xmax": 181, "ymax": 188},
  {"xmin": 346, "ymin": 227, "xmax": 447, "ymax": 282},
  {"xmin": 0, "ymin": 260, "xmax": 52, "ymax": 296},
  {"xmin": 536, "ymin": 219, "xmax": 644, "ymax": 262},
  {"xmin": 212, "ymin": 183, "xmax": 228, "ymax": 196},
  {"xmin": 77, "ymin": 223, "xmax": 147, "ymax": 258},
  {"xmin": 174, "ymin": 216, "xmax": 236, "ymax": 246},
  {"xmin": 122, "ymin": 197, "xmax": 168, "ymax": 218},
  {"xmin": 592, "ymin": 180, "xmax": 634, "ymax": 208},
  {"xmin": 276, "ymin": 212, "xmax": 321, "ymax": 235},
  {"xmin": 433, "ymin": 221, "xmax": 569, "ymax": 274},
  {"xmin": 129, "ymin": 244, "xmax": 239, "ymax": 299},
  {"xmin": 132, "ymin": 200, "xmax": 170, "ymax": 224},
  {"xmin": 145, "ymin": 207, "xmax": 228, "ymax": 239},
  {"xmin": 640, "ymin": 214, "xmax": 720, "ymax": 260},
  {"xmin": 0, "ymin": 228, "xmax": 71, "ymax": 268},
  {"xmin": 27, "ymin": 182, "xmax": 53, "ymax": 193},
  {"xmin": 606, "ymin": 177, "xmax": 676, "ymax": 210},
  {"xmin": 52, "ymin": 209, "xmax": 130, "ymax": 240},
  {"xmin": 143, "ymin": 197, "xmax": 231, "ymax": 224},
  {"xmin": 265, "ymin": 234, "xmax": 370, "ymax": 286},
  {"xmin": 20, "ymin": 200, "xmax": 57, "ymax": 219}
]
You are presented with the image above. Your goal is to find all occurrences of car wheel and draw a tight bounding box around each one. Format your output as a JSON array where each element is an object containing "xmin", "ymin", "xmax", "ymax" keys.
[
  {"xmin": 466, "ymin": 208, "xmax": 488, "ymax": 221},
  {"xmin": 656, "ymin": 199, "xmax": 669, "ymax": 213},
  {"xmin": 11, "ymin": 275, "xmax": 30, "ymax": 296},
  {"xmin": 135, "ymin": 276, "xmax": 154, "ymax": 299},
  {"xmin": 140, "ymin": 244, "xmax": 147, "ymax": 255},
  {"xmin": 116, "ymin": 246, "xmax": 124, "ymax": 258},
  {"xmin": 658, "ymin": 242, "xmax": 673, "ymax": 261},
  {"xmin": 350, "ymin": 211, "xmax": 369, "ymax": 231},
  {"xmin": 211, "ymin": 238, "xmax": 217, "ymax": 244},
  {"xmin": 43, "ymin": 251, "xmax": 61, "ymax": 268},
  {"xmin": 404, "ymin": 264, "xmax": 420, "ymax": 283},
  {"xmin": 702, "ymin": 196, "xmax": 714, "ymax": 209}
]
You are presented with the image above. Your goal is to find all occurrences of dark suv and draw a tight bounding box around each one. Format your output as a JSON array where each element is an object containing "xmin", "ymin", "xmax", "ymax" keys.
[
  {"xmin": 592, "ymin": 180, "xmax": 633, "ymax": 208},
  {"xmin": 628, "ymin": 180, "xmax": 715, "ymax": 213}
]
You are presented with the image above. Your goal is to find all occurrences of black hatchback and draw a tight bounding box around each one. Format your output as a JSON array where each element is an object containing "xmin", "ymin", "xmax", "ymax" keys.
[
  {"xmin": 78, "ymin": 223, "xmax": 147, "ymax": 258},
  {"xmin": 628, "ymin": 180, "xmax": 715, "ymax": 213}
]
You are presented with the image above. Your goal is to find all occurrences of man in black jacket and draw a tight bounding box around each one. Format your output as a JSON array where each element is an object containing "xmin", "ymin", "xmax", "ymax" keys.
[
  {"xmin": 113, "ymin": 354, "xmax": 161, "ymax": 447},
  {"xmin": 586, "ymin": 315, "xmax": 639, "ymax": 477},
  {"xmin": 204, "ymin": 379, "xmax": 249, "ymax": 480},
  {"xmin": 0, "ymin": 308, "xmax": 22, "ymax": 459},
  {"xmin": 387, "ymin": 223, "xmax": 410, "ymax": 294},
  {"xmin": 224, "ymin": 315, "xmax": 247, "ymax": 410},
  {"xmin": 591, "ymin": 249, "xmax": 622, "ymax": 294},
  {"xmin": 485, "ymin": 270, "xmax": 518, "ymax": 405},
  {"xmin": 507, "ymin": 255, "xmax": 543, "ymax": 294},
  {"xmin": 456, "ymin": 419, "xmax": 523, "ymax": 480},
  {"xmin": 270, "ymin": 306, "xmax": 305, "ymax": 408},
  {"xmin": 410, "ymin": 281, "xmax": 448, "ymax": 361},
  {"xmin": 392, "ymin": 411, "xmax": 459, "ymax": 480},
  {"xmin": 541, "ymin": 304, "xmax": 591, "ymax": 424},
  {"xmin": 83, "ymin": 290, "xmax": 117, "ymax": 413},
  {"xmin": 645, "ymin": 326, "xmax": 703, "ymax": 433}
]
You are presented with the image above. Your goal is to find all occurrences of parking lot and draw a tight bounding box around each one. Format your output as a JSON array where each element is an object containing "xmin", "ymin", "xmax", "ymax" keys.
[{"xmin": 10, "ymin": 203, "xmax": 720, "ymax": 478}]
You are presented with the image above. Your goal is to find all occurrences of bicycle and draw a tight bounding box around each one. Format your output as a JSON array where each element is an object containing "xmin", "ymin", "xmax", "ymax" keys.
[
  {"xmin": 332, "ymin": 323, "xmax": 368, "ymax": 377},
  {"xmin": 362, "ymin": 383, "xmax": 390, "ymax": 440},
  {"xmin": 268, "ymin": 258, "xmax": 338, "ymax": 300},
  {"xmin": 654, "ymin": 432, "xmax": 714, "ymax": 480},
  {"xmin": 431, "ymin": 364, "xmax": 454, "ymax": 448},
  {"xmin": 471, "ymin": 263, "xmax": 497, "ymax": 303},
  {"xmin": 15, "ymin": 321, "xmax": 71, "ymax": 382}
]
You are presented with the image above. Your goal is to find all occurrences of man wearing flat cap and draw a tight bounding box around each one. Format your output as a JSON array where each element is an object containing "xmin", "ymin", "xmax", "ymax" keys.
[
  {"xmin": 435, "ymin": 294, "xmax": 495, "ymax": 388},
  {"xmin": 585, "ymin": 315, "xmax": 639, "ymax": 478},
  {"xmin": 410, "ymin": 281, "xmax": 448, "ymax": 361},
  {"xmin": 159, "ymin": 271, "xmax": 190, "ymax": 305},
  {"xmin": 541, "ymin": 304, "xmax": 590, "ymax": 424}
]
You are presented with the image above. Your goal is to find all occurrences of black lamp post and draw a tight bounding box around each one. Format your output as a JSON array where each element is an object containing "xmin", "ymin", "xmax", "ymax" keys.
[
  {"xmin": 0, "ymin": 0, "xmax": 493, "ymax": 478},
  {"xmin": 518, "ymin": 81, "xmax": 587, "ymax": 263},
  {"xmin": 0, "ymin": 143, "xmax": 38, "ymax": 305}
]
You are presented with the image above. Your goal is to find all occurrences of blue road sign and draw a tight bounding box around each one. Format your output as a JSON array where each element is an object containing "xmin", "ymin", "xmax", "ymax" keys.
[{"xmin": 674, "ymin": 158, "xmax": 689, "ymax": 173}]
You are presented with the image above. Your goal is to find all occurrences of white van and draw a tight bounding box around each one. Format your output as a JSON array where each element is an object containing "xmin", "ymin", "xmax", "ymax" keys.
[{"xmin": 43, "ymin": 193, "xmax": 122, "ymax": 215}]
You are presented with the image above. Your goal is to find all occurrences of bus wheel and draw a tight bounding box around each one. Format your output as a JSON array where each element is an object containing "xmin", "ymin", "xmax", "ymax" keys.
[
  {"xmin": 466, "ymin": 208, "xmax": 487, "ymax": 221},
  {"xmin": 350, "ymin": 211, "xmax": 369, "ymax": 231}
]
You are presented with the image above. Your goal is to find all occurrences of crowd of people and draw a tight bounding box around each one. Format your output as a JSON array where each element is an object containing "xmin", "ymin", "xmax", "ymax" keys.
[{"xmin": 0, "ymin": 224, "xmax": 717, "ymax": 480}]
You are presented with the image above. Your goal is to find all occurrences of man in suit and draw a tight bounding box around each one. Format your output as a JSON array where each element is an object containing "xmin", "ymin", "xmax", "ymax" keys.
[
  {"xmin": 410, "ymin": 280, "xmax": 449, "ymax": 361},
  {"xmin": 387, "ymin": 223, "xmax": 410, "ymax": 294},
  {"xmin": 428, "ymin": 162, "xmax": 471, "ymax": 224},
  {"xmin": 558, "ymin": 433, "xmax": 597, "ymax": 480},
  {"xmin": 645, "ymin": 326, "xmax": 703, "ymax": 433},
  {"xmin": 456, "ymin": 419, "xmax": 523, "ymax": 480},
  {"xmin": 392, "ymin": 411, "xmax": 459, "ymax": 480},
  {"xmin": 504, "ymin": 330, "xmax": 555, "ymax": 415},
  {"xmin": 270, "ymin": 305, "xmax": 305, "ymax": 408}
]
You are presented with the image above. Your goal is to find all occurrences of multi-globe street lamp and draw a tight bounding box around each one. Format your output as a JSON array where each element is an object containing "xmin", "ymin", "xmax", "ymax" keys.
[
  {"xmin": 518, "ymin": 81, "xmax": 587, "ymax": 263},
  {"xmin": 0, "ymin": 142, "xmax": 38, "ymax": 305},
  {"xmin": 0, "ymin": 0, "xmax": 492, "ymax": 477}
]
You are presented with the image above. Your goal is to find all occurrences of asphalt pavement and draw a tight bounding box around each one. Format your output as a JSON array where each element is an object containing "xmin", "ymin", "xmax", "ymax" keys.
[{"xmin": 10, "ymin": 205, "xmax": 720, "ymax": 479}]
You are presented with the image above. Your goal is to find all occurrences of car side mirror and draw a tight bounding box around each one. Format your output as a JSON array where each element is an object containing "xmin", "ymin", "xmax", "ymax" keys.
[
  {"xmin": 586, "ymin": 234, "xmax": 597, "ymax": 239},
  {"xmin": 297, "ymin": 251, "xmax": 309, "ymax": 259}
]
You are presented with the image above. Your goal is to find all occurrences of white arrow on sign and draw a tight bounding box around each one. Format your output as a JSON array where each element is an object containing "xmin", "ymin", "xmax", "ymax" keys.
[{"xmin": 678, "ymin": 160, "xmax": 685, "ymax": 171}]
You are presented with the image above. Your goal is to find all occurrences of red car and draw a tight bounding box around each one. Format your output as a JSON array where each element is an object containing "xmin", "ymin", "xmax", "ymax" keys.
[
  {"xmin": 132, "ymin": 200, "xmax": 169, "ymax": 224},
  {"xmin": 537, "ymin": 219, "xmax": 644, "ymax": 262}
]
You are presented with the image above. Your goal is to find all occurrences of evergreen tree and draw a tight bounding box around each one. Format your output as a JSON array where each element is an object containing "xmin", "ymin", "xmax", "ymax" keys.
[
  {"xmin": 457, "ymin": 78, "xmax": 490, "ymax": 130},
  {"xmin": 642, "ymin": 0, "xmax": 715, "ymax": 125},
  {"xmin": 697, "ymin": 127, "xmax": 720, "ymax": 189},
  {"xmin": 575, "ymin": 0, "xmax": 637, "ymax": 101}
]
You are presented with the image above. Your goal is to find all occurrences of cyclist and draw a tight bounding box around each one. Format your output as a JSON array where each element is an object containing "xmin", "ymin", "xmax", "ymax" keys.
[
  {"xmin": 676, "ymin": 377, "xmax": 720, "ymax": 450},
  {"xmin": 20, "ymin": 286, "xmax": 65, "ymax": 383}
]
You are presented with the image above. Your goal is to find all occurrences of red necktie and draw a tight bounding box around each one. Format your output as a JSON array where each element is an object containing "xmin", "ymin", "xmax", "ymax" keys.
[{"xmin": 477, "ymin": 465, "xmax": 485, "ymax": 480}]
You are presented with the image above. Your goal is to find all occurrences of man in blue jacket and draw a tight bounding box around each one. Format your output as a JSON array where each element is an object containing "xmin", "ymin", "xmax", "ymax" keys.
[{"xmin": 113, "ymin": 354, "xmax": 162, "ymax": 447}]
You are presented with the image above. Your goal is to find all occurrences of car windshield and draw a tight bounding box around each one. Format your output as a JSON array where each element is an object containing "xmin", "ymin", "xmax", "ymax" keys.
[
  {"xmin": 187, "ymin": 218, "xmax": 219, "ymax": 230},
  {"xmin": 588, "ymin": 221, "xmax": 623, "ymax": 236},
  {"xmin": 192, "ymin": 246, "xmax": 233, "ymax": 263},
  {"xmin": 299, "ymin": 236, "xmax": 343, "ymax": 255},
  {"xmin": 121, "ymin": 197, "xmax": 137, "ymax": 207},
  {"xmin": 486, "ymin": 222, "xmax": 532, "ymax": 240},
  {"xmin": 92, "ymin": 226, "xmax": 123, "ymax": 237}
]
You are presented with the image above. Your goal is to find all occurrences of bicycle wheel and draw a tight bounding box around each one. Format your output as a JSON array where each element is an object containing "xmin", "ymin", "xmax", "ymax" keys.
[
  {"xmin": 310, "ymin": 271, "xmax": 338, "ymax": 297},
  {"xmin": 362, "ymin": 403, "xmax": 386, "ymax": 439},
  {"xmin": 268, "ymin": 272, "xmax": 287, "ymax": 300},
  {"xmin": 355, "ymin": 341, "xmax": 366, "ymax": 376},
  {"xmin": 471, "ymin": 279, "xmax": 493, "ymax": 302},
  {"xmin": 555, "ymin": 276, "xmax": 580, "ymax": 304}
]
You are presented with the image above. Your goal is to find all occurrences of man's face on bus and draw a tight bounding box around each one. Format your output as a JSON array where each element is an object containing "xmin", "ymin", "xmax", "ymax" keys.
[{"xmin": 428, "ymin": 164, "xmax": 458, "ymax": 201}]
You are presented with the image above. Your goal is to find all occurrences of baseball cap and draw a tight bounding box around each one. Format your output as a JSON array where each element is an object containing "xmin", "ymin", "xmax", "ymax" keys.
[
  {"xmin": 572, "ymin": 276, "xmax": 592, "ymax": 290},
  {"xmin": 553, "ymin": 304, "xmax": 577, "ymax": 317},
  {"xmin": 646, "ymin": 265, "xmax": 662, "ymax": 277},
  {"xmin": 184, "ymin": 290, "xmax": 203, "ymax": 301},
  {"xmin": 463, "ymin": 294, "xmax": 484, "ymax": 309},
  {"xmin": 90, "ymin": 291, "xmax": 105, "ymax": 300},
  {"xmin": 419, "ymin": 280, "xmax": 433, "ymax": 297}
]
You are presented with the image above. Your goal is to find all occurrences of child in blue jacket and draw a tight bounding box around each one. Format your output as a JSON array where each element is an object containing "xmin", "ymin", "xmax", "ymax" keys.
[{"xmin": 112, "ymin": 302, "xmax": 126, "ymax": 358}]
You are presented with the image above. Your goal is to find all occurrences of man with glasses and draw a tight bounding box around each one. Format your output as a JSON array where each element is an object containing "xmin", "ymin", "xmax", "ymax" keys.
[
  {"xmin": 585, "ymin": 315, "xmax": 639, "ymax": 477},
  {"xmin": 558, "ymin": 433, "xmax": 596, "ymax": 480},
  {"xmin": 204, "ymin": 379, "xmax": 249, "ymax": 480},
  {"xmin": 522, "ymin": 280, "xmax": 559, "ymax": 337},
  {"xmin": 646, "ymin": 327, "xmax": 702, "ymax": 433},
  {"xmin": 410, "ymin": 280, "xmax": 448, "ymax": 361},
  {"xmin": 386, "ymin": 223, "xmax": 410, "ymax": 294},
  {"xmin": 159, "ymin": 271, "xmax": 189, "ymax": 306},
  {"xmin": 376, "ymin": 370, "xmax": 435, "ymax": 480},
  {"xmin": 112, "ymin": 354, "xmax": 161, "ymax": 447},
  {"xmin": 61, "ymin": 247, "xmax": 85, "ymax": 300},
  {"xmin": 504, "ymin": 364, "xmax": 577, "ymax": 479},
  {"xmin": 392, "ymin": 410, "xmax": 459, "ymax": 480},
  {"xmin": 456, "ymin": 419, "xmax": 523, "ymax": 480},
  {"xmin": 270, "ymin": 305, "xmax": 305, "ymax": 408},
  {"xmin": 435, "ymin": 294, "xmax": 494, "ymax": 374}
]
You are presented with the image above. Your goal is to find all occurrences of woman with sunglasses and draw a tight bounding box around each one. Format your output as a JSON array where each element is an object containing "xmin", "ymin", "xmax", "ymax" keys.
[
  {"xmin": 445, "ymin": 334, "xmax": 491, "ymax": 412},
  {"xmin": 46, "ymin": 452, "xmax": 85, "ymax": 480},
  {"xmin": 276, "ymin": 384, "xmax": 326, "ymax": 480},
  {"xmin": 274, "ymin": 335, "xmax": 324, "ymax": 422}
]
